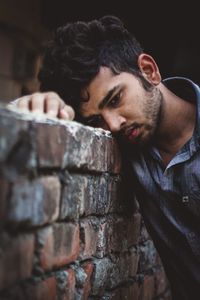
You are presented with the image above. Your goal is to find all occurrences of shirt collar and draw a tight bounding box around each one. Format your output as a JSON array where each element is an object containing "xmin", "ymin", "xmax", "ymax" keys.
[
  {"xmin": 163, "ymin": 76, "xmax": 200, "ymax": 140},
  {"xmin": 150, "ymin": 77, "xmax": 200, "ymax": 167}
]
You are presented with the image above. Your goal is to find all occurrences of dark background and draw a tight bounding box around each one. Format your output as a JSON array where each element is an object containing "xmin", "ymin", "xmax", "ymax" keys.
[
  {"xmin": 0, "ymin": 0, "xmax": 199, "ymax": 101},
  {"xmin": 41, "ymin": 0, "xmax": 200, "ymax": 84}
]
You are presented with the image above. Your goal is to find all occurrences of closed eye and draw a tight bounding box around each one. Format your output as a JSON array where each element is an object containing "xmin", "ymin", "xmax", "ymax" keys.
[
  {"xmin": 108, "ymin": 91, "xmax": 121, "ymax": 108},
  {"xmin": 85, "ymin": 115, "xmax": 105, "ymax": 128}
]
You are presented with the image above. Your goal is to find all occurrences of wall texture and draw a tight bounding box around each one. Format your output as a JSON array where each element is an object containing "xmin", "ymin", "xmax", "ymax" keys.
[
  {"xmin": 0, "ymin": 107, "xmax": 171, "ymax": 300},
  {"xmin": 0, "ymin": 0, "xmax": 48, "ymax": 101}
]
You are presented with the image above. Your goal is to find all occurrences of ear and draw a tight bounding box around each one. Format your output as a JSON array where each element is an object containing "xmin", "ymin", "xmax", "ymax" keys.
[{"xmin": 137, "ymin": 53, "xmax": 161, "ymax": 85}]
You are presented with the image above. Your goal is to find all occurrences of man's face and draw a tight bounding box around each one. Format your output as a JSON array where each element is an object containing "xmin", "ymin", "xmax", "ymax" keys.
[{"xmin": 80, "ymin": 66, "xmax": 163, "ymax": 148}]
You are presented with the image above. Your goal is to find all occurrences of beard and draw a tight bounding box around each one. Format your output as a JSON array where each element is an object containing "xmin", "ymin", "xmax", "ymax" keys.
[{"xmin": 114, "ymin": 87, "xmax": 164, "ymax": 157}]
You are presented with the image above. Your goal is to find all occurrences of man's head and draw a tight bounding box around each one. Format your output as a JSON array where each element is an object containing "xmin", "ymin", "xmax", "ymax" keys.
[
  {"xmin": 80, "ymin": 64, "xmax": 163, "ymax": 148},
  {"xmin": 39, "ymin": 16, "xmax": 144, "ymax": 114},
  {"xmin": 39, "ymin": 15, "xmax": 163, "ymax": 148}
]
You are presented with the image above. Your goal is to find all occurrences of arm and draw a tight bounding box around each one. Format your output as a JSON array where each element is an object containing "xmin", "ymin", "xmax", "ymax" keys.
[{"xmin": 7, "ymin": 92, "xmax": 75, "ymax": 121}]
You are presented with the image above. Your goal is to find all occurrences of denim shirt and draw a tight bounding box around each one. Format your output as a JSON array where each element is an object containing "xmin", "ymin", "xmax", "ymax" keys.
[{"xmin": 130, "ymin": 77, "xmax": 200, "ymax": 300}]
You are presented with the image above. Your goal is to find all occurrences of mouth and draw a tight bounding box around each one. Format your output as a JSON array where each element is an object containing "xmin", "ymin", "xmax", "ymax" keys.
[{"xmin": 124, "ymin": 125, "xmax": 140, "ymax": 143}]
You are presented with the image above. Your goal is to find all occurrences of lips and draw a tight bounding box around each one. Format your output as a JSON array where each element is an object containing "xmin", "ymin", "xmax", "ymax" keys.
[
  {"xmin": 124, "ymin": 125, "xmax": 140, "ymax": 143},
  {"xmin": 130, "ymin": 128, "xmax": 139, "ymax": 137}
]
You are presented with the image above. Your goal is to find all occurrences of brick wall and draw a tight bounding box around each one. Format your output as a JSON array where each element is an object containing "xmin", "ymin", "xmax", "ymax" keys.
[{"xmin": 0, "ymin": 107, "xmax": 171, "ymax": 300}]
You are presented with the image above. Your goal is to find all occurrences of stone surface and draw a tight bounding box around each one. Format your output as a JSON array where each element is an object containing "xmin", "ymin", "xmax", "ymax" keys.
[
  {"xmin": 56, "ymin": 269, "xmax": 76, "ymax": 300},
  {"xmin": 0, "ymin": 108, "xmax": 171, "ymax": 299},
  {"xmin": 7, "ymin": 176, "xmax": 60, "ymax": 227},
  {"xmin": 36, "ymin": 223, "xmax": 79, "ymax": 271},
  {"xmin": 0, "ymin": 232, "xmax": 34, "ymax": 290}
]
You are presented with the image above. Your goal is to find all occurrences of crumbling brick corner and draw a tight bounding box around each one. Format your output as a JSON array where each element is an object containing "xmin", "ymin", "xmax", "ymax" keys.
[{"xmin": 0, "ymin": 107, "xmax": 171, "ymax": 299}]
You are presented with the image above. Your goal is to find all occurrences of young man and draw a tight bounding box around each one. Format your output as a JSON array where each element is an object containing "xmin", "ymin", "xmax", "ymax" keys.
[{"xmin": 8, "ymin": 16, "xmax": 200, "ymax": 300}]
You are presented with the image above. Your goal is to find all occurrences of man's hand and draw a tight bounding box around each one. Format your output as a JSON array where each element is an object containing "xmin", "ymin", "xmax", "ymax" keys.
[{"xmin": 7, "ymin": 92, "xmax": 75, "ymax": 121}]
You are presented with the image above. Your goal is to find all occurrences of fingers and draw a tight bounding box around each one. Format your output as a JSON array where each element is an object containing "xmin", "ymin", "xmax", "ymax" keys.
[
  {"xmin": 30, "ymin": 92, "xmax": 61, "ymax": 117},
  {"xmin": 59, "ymin": 105, "xmax": 75, "ymax": 121},
  {"xmin": 8, "ymin": 96, "xmax": 30, "ymax": 112},
  {"xmin": 45, "ymin": 93, "xmax": 62, "ymax": 118},
  {"xmin": 31, "ymin": 93, "xmax": 46, "ymax": 113},
  {"xmin": 7, "ymin": 92, "xmax": 75, "ymax": 121}
]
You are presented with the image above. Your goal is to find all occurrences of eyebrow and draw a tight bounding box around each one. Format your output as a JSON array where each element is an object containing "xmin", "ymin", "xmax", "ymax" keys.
[
  {"xmin": 98, "ymin": 85, "xmax": 121, "ymax": 110},
  {"xmin": 81, "ymin": 84, "xmax": 121, "ymax": 124}
]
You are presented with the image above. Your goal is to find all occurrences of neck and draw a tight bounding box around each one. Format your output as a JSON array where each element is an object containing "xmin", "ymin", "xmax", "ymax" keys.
[{"xmin": 154, "ymin": 83, "xmax": 196, "ymax": 157}]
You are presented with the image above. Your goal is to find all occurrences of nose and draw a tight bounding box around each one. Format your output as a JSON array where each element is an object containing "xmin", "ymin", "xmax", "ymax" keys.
[{"xmin": 103, "ymin": 111, "xmax": 126, "ymax": 133}]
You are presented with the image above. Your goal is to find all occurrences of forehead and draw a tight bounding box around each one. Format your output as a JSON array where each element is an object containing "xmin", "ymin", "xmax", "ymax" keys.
[
  {"xmin": 80, "ymin": 67, "xmax": 119, "ymax": 116},
  {"xmin": 82, "ymin": 67, "xmax": 116, "ymax": 99}
]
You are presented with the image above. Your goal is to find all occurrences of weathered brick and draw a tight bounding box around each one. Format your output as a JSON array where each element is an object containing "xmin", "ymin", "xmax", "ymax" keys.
[
  {"xmin": 0, "ymin": 232, "xmax": 34, "ymax": 290},
  {"xmin": 138, "ymin": 240, "xmax": 157, "ymax": 272},
  {"xmin": 102, "ymin": 289, "xmax": 121, "ymax": 300},
  {"xmin": 83, "ymin": 175, "xmax": 113, "ymax": 215},
  {"xmin": 103, "ymin": 216, "xmax": 124, "ymax": 253},
  {"xmin": 74, "ymin": 262, "xmax": 94, "ymax": 299},
  {"xmin": 23, "ymin": 276, "xmax": 57, "ymax": 300},
  {"xmin": 95, "ymin": 220, "xmax": 107, "ymax": 258},
  {"xmin": 102, "ymin": 173, "xmax": 137, "ymax": 216},
  {"xmin": 92, "ymin": 254, "xmax": 138, "ymax": 293},
  {"xmin": 35, "ymin": 122, "xmax": 67, "ymax": 167},
  {"xmin": 106, "ymin": 137, "xmax": 122, "ymax": 174},
  {"xmin": 106, "ymin": 213, "xmax": 141, "ymax": 253},
  {"xmin": 34, "ymin": 118, "xmax": 121, "ymax": 173},
  {"xmin": 61, "ymin": 122, "xmax": 121, "ymax": 173},
  {"xmin": 128, "ymin": 248, "xmax": 140, "ymax": 277},
  {"xmin": 107, "ymin": 256, "xmax": 130, "ymax": 289},
  {"xmin": 154, "ymin": 268, "xmax": 169, "ymax": 297},
  {"xmin": 7, "ymin": 176, "xmax": 60, "ymax": 227},
  {"xmin": 127, "ymin": 213, "xmax": 142, "ymax": 247},
  {"xmin": 139, "ymin": 220, "xmax": 150, "ymax": 243},
  {"xmin": 82, "ymin": 262, "xmax": 94, "ymax": 299},
  {"xmin": 106, "ymin": 175, "xmax": 124, "ymax": 214},
  {"xmin": 0, "ymin": 177, "xmax": 10, "ymax": 226},
  {"xmin": 0, "ymin": 110, "xmax": 29, "ymax": 163},
  {"xmin": 36, "ymin": 223, "xmax": 79, "ymax": 271},
  {"xmin": 0, "ymin": 108, "xmax": 169, "ymax": 299},
  {"xmin": 140, "ymin": 275, "xmax": 155, "ymax": 300},
  {"xmin": 60, "ymin": 173, "xmax": 113, "ymax": 219},
  {"xmin": 60, "ymin": 172, "xmax": 86, "ymax": 220},
  {"xmin": 92, "ymin": 258, "xmax": 113, "ymax": 296},
  {"xmin": 107, "ymin": 252, "xmax": 138, "ymax": 289},
  {"xmin": 79, "ymin": 214, "xmax": 142, "ymax": 259},
  {"xmin": 119, "ymin": 283, "xmax": 141, "ymax": 300},
  {"xmin": 82, "ymin": 215, "xmax": 140, "ymax": 260},
  {"xmin": 56, "ymin": 268, "xmax": 76, "ymax": 300},
  {"xmin": 79, "ymin": 217, "xmax": 99, "ymax": 259},
  {"xmin": 0, "ymin": 277, "xmax": 57, "ymax": 300},
  {"xmin": 0, "ymin": 109, "xmax": 121, "ymax": 173}
]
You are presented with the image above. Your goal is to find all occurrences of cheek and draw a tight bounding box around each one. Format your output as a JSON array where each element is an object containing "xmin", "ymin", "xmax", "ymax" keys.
[
  {"xmin": 124, "ymin": 93, "xmax": 144, "ymax": 114},
  {"xmin": 123, "ymin": 102, "xmax": 143, "ymax": 120}
]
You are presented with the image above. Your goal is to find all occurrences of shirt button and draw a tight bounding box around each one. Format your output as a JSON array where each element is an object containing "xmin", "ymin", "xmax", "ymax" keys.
[
  {"xmin": 182, "ymin": 195, "xmax": 189, "ymax": 203},
  {"xmin": 188, "ymin": 232, "xmax": 195, "ymax": 239}
]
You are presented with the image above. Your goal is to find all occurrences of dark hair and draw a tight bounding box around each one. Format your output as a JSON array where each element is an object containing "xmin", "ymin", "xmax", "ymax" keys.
[{"xmin": 38, "ymin": 15, "xmax": 144, "ymax": 119}]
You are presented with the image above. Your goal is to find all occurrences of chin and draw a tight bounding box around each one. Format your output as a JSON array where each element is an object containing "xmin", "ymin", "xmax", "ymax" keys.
[
  {"xmin": 138, "ymin": 134, "xmax": 154, "ymax": 149},
  {"xmin": 117, "ymin": 131, "xmax": 154, "ymax": 157}
]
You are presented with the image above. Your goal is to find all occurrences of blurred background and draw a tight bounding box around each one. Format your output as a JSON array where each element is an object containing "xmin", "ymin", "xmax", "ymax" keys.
[{"xmin": 0, "ymin": 0, "xmax": 199, "ymax": 102}]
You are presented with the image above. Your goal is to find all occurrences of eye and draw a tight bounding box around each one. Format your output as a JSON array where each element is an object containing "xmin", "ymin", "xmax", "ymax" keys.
[
  {"xmin": 86, "ymin": 115, "xmax": 105, "ymax": 128},
  {"xmin": 108, "ymin": 92, "xmax": 121, "ymax": 108}
]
